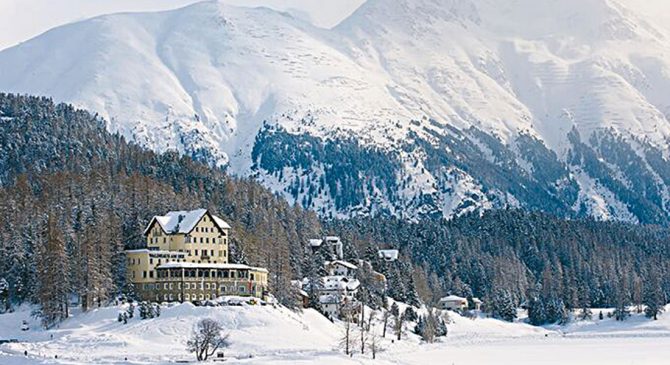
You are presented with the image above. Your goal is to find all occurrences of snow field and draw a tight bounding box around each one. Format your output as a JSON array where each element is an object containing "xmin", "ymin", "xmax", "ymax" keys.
[{"xmin": 3, "ymin": 303, "xmax": 670, "ymax": 364}]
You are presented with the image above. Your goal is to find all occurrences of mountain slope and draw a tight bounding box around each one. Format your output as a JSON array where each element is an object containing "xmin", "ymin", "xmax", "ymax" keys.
[{"xmin": 3, "ymin": 0, "xmax": 670, "ymax": 222}]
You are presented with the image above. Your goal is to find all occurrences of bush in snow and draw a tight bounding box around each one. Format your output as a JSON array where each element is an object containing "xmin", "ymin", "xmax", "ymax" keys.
[
  {"xmin": 139, "ymin": 301, "xmax": 159, "ymax": 319},
  {"xmin": 126, "ymin": 303, "xmax": 135, "ymax": 319}
]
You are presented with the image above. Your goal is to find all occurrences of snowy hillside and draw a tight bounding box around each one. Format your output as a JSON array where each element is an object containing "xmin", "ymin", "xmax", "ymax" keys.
[
  {"xmin": 2, "ymin": 303, "xmax": 670, "ymax": 364},
  {"xmin": 3, "ymin": 0, "xmax": 670, "ymax": 222}
]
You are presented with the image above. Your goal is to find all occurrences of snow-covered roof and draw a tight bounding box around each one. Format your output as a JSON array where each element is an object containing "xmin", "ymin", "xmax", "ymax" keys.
[
  {"xmin": 211, "ymin": 215, "xmax": 232, "ymax": 230},
  {"xmin": 309, "ymin": 239, "xmax": 323, "ymax": 247},
  {"xmin": 439, "ymin": 295, "xmax": 468, "ymax": 303},
  {"xmin": 324, "ymin": 236, "xmax": 340, "ymax": 242},
  {"xmin": 157, "ymin": 262, "xmax": 268, "ymax": 273},
  {"xmin": 322, "ymin": 276, "xmax": 360, "ymax": 291},
  {"xmin": 328, "ymin": 260, "xmax": 358, "ymax": 270},
  {"xmin": 143, "ymin": 209, "xmax": 231, "ymax": 235},
  {"xmin": 378, "ymin": 249, "xmax": 399, "ymax": 260}
]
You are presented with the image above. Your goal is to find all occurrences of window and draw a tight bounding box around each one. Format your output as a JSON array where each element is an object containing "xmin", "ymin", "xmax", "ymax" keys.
[
  {"xmin": 221, "ymin": 286, "xmax": 226, "ymax": 293},
  {"xmin": 195, "ymin": 249, "xmax": 199, "ymax": 256},
  {"xmin": 206, "ymin": 237, "xmax": 209, "ymax": 244},
  {"xmin": 239, "ymin": 286, "xmax": 245, "ymax": 293},
  {"xmin": 212, "ymin": 283, "xmax": 217, "ymax": 289},
  {"xmin": 185, "ymin": 283, "xmax": 190, "ymax": 290},
  {"xmin": 149, "ymin": 271, "xmax": 154, "ymax": 278},
  {"xmin": 132, "ymin": 271, "xmax": 136, "ymax": 279},
  {"xmin": 169, "ymin": 294, "xmax": 173, "ymax": 301},
  {"xmin": 143, "ymin": 271, "xmax": 147, "ymax": 278},
  {"xmin": 210, "ymin": 250, "xmax": 214, "ymax": 256},
  {"xmin": 164, "ymin": 294, "xmax": 168, "ymax": 301},
  {"xmin": 200, "ymin": 237, "xmax": 203, "ymax": 244},
  {"xmin": 169, "ymin": 283, "xmax": 173, "ymax": 290},
  {"xmin": 199, "ymin": 294, "xmax": 204, "ymax": 300},
  {"xmin": 185, "ymin": 294, "xmax": 190, "ymax": 301},
  {"xmin": 164, "ymin": 283, "xmax": 168, "ymax": 290},
  {"xmin": 205, "ymin": 283, "xmax": 210, "ymax": 289}
]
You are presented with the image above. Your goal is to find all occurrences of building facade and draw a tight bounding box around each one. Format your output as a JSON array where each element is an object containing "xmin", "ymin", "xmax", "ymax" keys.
[{"xmin": 126, "ymin": 209, "xmax": 269, "ymax": 302}]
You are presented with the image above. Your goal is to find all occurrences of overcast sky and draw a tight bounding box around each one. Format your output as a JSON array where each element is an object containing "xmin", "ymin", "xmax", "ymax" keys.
[{"xmin": 0, "ymin": 0, "xmax": 366, "ymax": 51}]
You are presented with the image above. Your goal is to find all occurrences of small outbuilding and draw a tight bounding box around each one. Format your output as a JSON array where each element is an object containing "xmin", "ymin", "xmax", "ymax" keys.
[
  {"xmin": 439, "ymin": 295, "xmax": 468, "ymax": 311},
  {"xmin": 378, "ymin": 249, "xmax": 399, "ymax": 262}
]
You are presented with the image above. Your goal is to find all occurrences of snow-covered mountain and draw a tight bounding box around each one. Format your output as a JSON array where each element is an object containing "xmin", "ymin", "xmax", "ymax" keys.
[{"xmin": 3, "ymin": 0, "xmax": 670, "ymax": 223}]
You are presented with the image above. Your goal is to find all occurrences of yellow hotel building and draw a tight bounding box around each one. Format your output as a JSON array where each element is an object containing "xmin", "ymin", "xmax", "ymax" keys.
[{"xmin": 126, "ymin": 209, "xmax": 268, "ymax": 302}]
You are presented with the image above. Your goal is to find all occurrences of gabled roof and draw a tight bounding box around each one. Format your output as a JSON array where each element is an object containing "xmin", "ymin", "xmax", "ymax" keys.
[
  {"xmin": 439, "ymin": 295, "xmax": 467, "ymax": 302},
  {"xmin": 143, "ymin": 208, "xmax": 231, "ymax": 236},
  {"xmin": 309, "ymin": 239, "xmax": 323, "ymax": 247},
  {"xmin": 329, "ymin": 260, "xmax": 358, "ymax": 270}
]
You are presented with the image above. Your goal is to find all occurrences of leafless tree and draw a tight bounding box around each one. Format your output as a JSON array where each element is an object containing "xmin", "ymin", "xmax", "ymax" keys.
[
  {"xmin": 368, "ymin": 319, "xmax": 384, "ymax": 359},
  {"xmin": 339, "ymin": 304, "xmax": 357, "ymax": 356},
  {"xmin": 381, "ymin": 308, "xmax": 391, "ymax": 338},
  {"xmin": 360, "ymin": 311, "xmax": 372, "ymax": 354},
  {"xmin": 186, "ymin": 318, "xmax": 230, "ymax": 361},
  {"xmin": 393, "ymin": 309, "xmax": 405, "ymax": 341}
]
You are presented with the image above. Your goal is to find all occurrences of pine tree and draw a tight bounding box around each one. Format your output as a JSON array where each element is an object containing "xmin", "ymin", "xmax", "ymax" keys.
[
  {"xmin": 0, "ymin": 277, "xmax": 9, "ymax": 313},
  {"xmin": 613, "ymin": 274, "xmax": 630, "ymax": 321},
  {"xmin": 527, "ymin": 296, "xmax": 546, "ymax": 326},
  {"xmin": 303, "ymin": 251, "xmax": 325, "ymax": 313},
  {"xmin": 34, "ymin": 213, "xmax": 70, "ymax": 328},
  {"xmin": 643, "ymin": 267, "xmax": 665, "ymax": 320},
  {"xmin": 491, "ymin": 288, "xmax": 517, "ymax": 322}
]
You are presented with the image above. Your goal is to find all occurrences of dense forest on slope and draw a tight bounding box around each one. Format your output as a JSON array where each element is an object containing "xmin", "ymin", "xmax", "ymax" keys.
[
  {"xmin": 0, "ymin": 94, "xmax": 668, "ymax": 327},
  {"xmin": 328, "ymin": 211, "xmax": 670, "ymax": 310},
  {"xmin": 0, "ymin": 93, "xmax": 321, "ymax": 318}
]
